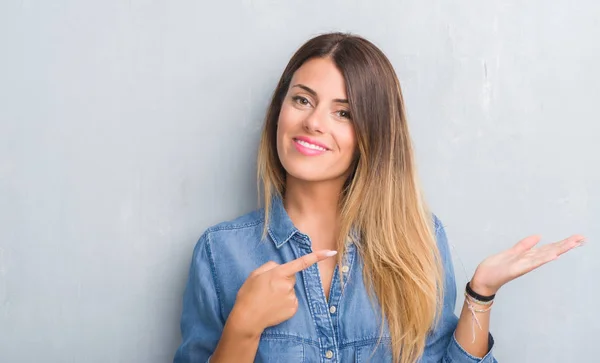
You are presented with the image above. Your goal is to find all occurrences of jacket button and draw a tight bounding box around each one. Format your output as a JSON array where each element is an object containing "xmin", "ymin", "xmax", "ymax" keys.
[
  {"xmin": 341, "ymin": 265, "xmax": 349, "ymax": 273},
  {"xmin": 329, "ymin": 306, "xmax": 337, "ymax": 314},
  {"xmin": 325, "ymin": 350, "xmax": 334, "ymax": 359}
]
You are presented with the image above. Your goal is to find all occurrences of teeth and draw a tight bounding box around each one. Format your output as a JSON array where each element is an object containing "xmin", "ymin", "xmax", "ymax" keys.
[{"xmin": 296, "ymin": 139, "xmax": 327, "ymax": 151}]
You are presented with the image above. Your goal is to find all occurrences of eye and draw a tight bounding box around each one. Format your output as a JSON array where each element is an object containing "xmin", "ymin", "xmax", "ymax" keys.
[
  {"xmin": 336, "ymin": 110, "xmax": 351, "ymax": 119},
  {"xmin": 292, "ymin": 95, "xmax": 311, "ymax": 106}
]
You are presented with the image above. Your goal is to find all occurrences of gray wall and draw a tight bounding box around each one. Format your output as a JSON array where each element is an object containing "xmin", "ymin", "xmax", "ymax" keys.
[{"xmin": 1, "ymin": 1, "xmax": 598, "ymax": 362}]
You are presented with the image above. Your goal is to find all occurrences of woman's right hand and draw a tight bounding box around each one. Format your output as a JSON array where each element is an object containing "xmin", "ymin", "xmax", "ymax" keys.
[{"xmin": 228, "ymin": 249, "xmax": 338, "ymax": 338}]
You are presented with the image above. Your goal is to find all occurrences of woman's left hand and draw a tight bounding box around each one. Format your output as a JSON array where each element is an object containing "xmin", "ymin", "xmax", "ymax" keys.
[{"xmin": 469, "ymin": 234, "xmax": 586, "ymax": 296}]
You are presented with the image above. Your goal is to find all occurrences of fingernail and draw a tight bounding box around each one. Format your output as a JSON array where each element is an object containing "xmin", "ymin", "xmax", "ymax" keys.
[{"xmin": 324, "ymin": 250, "xmax": 338, "ymax": 257}]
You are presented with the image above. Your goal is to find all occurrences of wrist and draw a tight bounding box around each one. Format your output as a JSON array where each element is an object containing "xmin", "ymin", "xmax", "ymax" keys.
[
  {"xmin": 469, "ymin": 278, "xmax": 498, "ymax": 297},
  {"xmin": 226, "ymin": 304, "xmax": 263, "ymax": 340}
]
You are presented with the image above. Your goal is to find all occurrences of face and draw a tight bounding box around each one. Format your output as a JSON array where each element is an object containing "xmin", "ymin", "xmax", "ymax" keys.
[{"xmin": 276, "ymin": 57, "xmax": 357, "ymax": 184}]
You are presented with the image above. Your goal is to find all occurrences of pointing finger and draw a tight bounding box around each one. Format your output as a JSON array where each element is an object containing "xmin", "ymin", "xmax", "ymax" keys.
[
  {"xmin": 251, "ymin": 261, "xmax": 279, "ymax": 276},
  {"xmin": 279, "ymin": 250, "xmax": 338, "ymax": 276}
]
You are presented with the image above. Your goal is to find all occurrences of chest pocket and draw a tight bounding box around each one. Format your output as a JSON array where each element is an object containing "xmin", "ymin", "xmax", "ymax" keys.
[
  {"xmin": 255, "ymin": 337, "xmax": 305, "ymax": 363},
  {"xmin": 355, "ymin": 342, "xmax": 393, "ymax": 363}
]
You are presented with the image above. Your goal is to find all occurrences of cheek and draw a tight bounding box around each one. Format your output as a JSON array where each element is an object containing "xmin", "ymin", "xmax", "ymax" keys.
[
  {"xmin": 275, "ymin": 120, "xmax": 284, "ymax": 158},
  {"xmin": 276, "ymin": 105, "xmax": 295, "ymax": 140},
  {"xmin": 338, "ymin": 126, "xmax": 357, "ymax": 158}
]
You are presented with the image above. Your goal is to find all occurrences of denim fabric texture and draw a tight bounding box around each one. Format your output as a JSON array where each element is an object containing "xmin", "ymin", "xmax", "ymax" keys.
[{"xmin": 174, "ymin": 197, "xmax": 497, "ymax": 363}]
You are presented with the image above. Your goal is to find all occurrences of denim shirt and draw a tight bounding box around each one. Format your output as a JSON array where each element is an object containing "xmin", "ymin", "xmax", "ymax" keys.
[{"xmin": 174, "ymin": 197, "xmax": 497, "ymax": 363}]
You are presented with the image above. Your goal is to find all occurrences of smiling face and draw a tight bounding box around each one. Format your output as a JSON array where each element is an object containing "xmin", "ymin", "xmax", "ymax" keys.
[{"xmin": 276, "ymin": 57, "xmax": 357, "ymax": 184}]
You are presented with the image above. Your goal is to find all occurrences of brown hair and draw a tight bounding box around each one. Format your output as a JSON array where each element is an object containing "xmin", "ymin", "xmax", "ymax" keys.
[{"xmin": 257, "ymin": 32, "xmax": 444, "ymax": 363}]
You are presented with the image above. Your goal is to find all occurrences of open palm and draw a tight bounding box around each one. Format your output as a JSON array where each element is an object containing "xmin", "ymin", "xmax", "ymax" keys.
[{"xmin": 471, "ymin": 234, "xmax": 586, "ymax": 296}]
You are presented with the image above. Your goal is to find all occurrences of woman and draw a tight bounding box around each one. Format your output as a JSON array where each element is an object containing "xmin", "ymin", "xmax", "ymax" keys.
[{"xmin": 173, "ymin": 33, "xmax": 584, "ymax": 363}]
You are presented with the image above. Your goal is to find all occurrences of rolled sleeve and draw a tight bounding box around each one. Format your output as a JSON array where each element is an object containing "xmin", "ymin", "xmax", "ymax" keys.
[{"xmin": 446, "ymin": 332, "xmax": 497, "ymax": 363}]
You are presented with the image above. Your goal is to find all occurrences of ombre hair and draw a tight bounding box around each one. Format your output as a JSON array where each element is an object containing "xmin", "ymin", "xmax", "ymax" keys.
[{"xmin": 257, "ymin": 33, "xmax": 444, "ymax": 363}]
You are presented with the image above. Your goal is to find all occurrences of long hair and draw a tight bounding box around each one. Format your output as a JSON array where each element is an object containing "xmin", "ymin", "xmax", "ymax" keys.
[{"xmin": 257, "ymin": 32, "xmax": 444, "ymax": 363}]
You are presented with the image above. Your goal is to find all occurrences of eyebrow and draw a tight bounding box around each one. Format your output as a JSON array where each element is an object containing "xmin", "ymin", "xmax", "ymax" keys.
[{"xmin": 292, "ymin": 84, "xmax": 348, "ymax": 104}]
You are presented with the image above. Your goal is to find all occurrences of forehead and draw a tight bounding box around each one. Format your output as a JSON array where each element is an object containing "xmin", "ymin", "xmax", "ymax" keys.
[{"xmin": 290, "ymin": 57, "xmax": 347, "ymax": 98}]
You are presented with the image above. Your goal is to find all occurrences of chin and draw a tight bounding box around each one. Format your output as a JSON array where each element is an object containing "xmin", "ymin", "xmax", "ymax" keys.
[{"xmin": 283, "ymin": 163, "xmax": 347, "ymax": 184}]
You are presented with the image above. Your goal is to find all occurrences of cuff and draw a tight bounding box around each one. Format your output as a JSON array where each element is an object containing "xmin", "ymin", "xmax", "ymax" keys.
[{"xmin": 447, "ymin": 332, "xmax": 496, "ymax": 362}]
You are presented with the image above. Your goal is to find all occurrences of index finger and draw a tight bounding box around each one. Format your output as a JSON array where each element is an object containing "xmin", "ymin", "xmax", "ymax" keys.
[
  {"xmin": 549, "ymin": 234, "xmax": 586, "ymax": 256},
  {"xmin": 278, "ymin": 250, "xmax": 338, "ymax": 276}
]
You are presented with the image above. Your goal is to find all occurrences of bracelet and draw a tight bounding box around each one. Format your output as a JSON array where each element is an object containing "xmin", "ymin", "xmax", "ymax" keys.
[
  {"xmin": 464, "ymin": 292, "xmax": 494, "ymax": 306},
  {"xmin": 465, "ymin": 281, "xmax": 495, "ymax": 302},
  {"xmin": 465, "ymin": 296, "xmax": 494, "ymax": 343},
  {"xmin": 466, "ymin": 298, "xmax": 494, "ymax": 313}
]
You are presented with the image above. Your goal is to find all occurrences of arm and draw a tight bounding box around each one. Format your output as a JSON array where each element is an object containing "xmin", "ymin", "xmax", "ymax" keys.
[
  {"xmin": 174, "ymin": 233, "xmax": 337, "ymax": 363},
  {"xmin": 212, "ymin": 250, "xmax": 339, "ymax": 362},
  {"xmin": 426, "ymin": 215, "xmax": 583, "ymax": 363},
  {"xmin": 209, "ymin": 308, "xmax": 261, "ymax": 363},
  {"xmin": 453, "ymin": 281, "xmax": 494, "ymax": 358},
  {"xmin": 421, "ymin": 216, "xmax": 496, "ymax": 363},
  {"xmin": 173, "ymin": 233, "xmax": 261, "ymax": 363}
]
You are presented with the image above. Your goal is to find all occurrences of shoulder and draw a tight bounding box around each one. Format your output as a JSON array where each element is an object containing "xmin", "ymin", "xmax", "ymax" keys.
[
  {"xmin": 205, "ymin": 208, "xmax": 265, "ymax": 234},
  {"xmin": 192, "ymin": 207, "xmax": 268, "ymax": 257},
  {"xmin": 189, "ymin": 208, "xmax": 278, "ymax": 297}
]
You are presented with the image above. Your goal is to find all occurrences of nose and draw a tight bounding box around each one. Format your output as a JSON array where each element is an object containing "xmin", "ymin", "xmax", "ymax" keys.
[{"xmin": 303, "ymin": 108, "xmax": 326, "ymax": 134}]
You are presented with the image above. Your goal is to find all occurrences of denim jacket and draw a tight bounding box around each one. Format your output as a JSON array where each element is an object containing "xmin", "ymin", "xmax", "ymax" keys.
[{"xmin": 174, "ymin": 197, "xmax": 497, "ymax": 363}]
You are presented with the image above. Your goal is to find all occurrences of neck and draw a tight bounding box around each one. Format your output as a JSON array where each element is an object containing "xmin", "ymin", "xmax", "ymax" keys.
[{"xmin": 283, "ymin": 175, "xmax": 344, "ymax": 238}]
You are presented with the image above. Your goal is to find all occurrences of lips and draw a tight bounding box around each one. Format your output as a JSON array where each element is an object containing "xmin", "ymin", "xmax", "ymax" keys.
[
  {"xmin": 292, "ymin": 136, "xmax": 330, "ymax": 156},
  {"xmin": 294, "ymin": 136, "xmax": 330, "ymax": 150}
]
